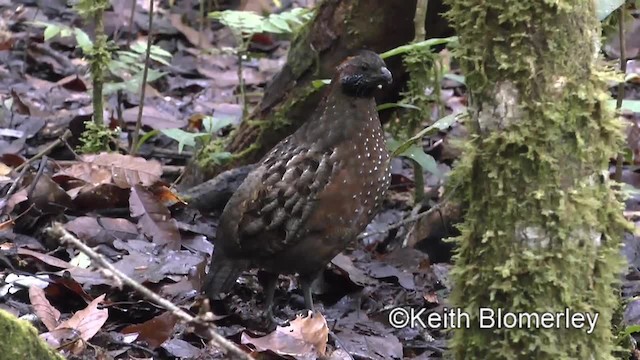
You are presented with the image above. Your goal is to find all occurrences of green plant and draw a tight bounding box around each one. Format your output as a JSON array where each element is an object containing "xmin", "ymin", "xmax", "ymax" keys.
[
  {"xmin": 209, "ymin": 8, "xmax": 314, "ymax": 117},
  {"xmin": 161, "ymin": 115, "xmax": 235, "ymax": 165},
  {"xmin": 35, "ymin": 15, "xmax": 172, "ymax": 154},
  {"xmin": 209, "ymin": 8, "xmax": 314, "ymax": 38},
  {"xmin": 38, "ymin": 25, "xmax": 173, "ymax": 95},
  {"xmin": 381, "ymin": 36, "xmax": 458, "ymax": 203},
  {"xmin": 78, "ymin": 121, "xmax": 120, "ymax": 153},
  {"xmin": 105, "ymin": 41, "xmax": 172, "ymax": 95}
]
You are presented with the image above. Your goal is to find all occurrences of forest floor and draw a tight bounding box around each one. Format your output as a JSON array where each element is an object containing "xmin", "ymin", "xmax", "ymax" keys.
[{"xmin": 1, "ymin": 0, "xmax": 640, "ymax": 359}]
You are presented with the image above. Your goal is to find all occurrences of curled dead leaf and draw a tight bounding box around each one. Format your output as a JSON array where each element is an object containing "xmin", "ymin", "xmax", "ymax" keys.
[
  {"xmin": 241, "ymin": 311, "xmax": 328, "ymax": 359},
  {"xmin": 28, "ymin": 286, "xmax": 61, "ymax": 331}
]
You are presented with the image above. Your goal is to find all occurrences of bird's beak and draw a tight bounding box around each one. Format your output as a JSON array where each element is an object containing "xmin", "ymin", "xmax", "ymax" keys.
[{"xmin": 380, "ymin": 67, "xmax": 393, "ymax": 84}]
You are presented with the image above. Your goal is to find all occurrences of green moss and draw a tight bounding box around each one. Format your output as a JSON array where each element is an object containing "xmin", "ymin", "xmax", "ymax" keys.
[
  {"xmin": 443, "ymin": 0, "xmax": 630, "ymax": 358},
  {"xmin": 0, "ymin": 309, "xmax": 64, "ymax": 360},
  {"xmin": 196, "ymin": 137, "xmax": 228, "ymax": 167}
]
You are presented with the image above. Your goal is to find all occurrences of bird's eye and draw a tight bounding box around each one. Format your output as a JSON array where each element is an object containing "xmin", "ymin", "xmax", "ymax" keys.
[{"xmin": 360, "ymin": 64, "xmax": 369, "ymax": 71}]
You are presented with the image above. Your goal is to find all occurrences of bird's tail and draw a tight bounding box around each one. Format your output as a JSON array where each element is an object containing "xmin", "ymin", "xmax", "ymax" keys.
[{"xmin": 204, "ymin": 253, "xmax": 247, "ymax": 301}]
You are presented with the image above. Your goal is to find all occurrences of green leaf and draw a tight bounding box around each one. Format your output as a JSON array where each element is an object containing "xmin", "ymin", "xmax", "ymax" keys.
[
  {"xmin": 144, "ymin": 69, "xmax": 167, "ymax": 82},
  {"xmin": 150, "ymin": 53, "xmax": 171, "ymax": 66},
  {"xmin": 161, "ymin": 128, "xmax": 199, "ymax": 153},
  {"xmin": 380, "ymin": 36, "xmax": 458, "ymax": 59},
  {"xmin": 130, "ymin": 41, "xmax": 147, "ymax": 54},
  {"xmin": 44, "ymin": 25, "xmax": 61, "ymax": 41},
  {"xmin": 431, "ymin": 112, "xmax": 459, "ymax": 130},
  {"xmin": 595, "ymin": 0, "xmax": 625, "ymax": 20},
  {"xmin": 74, "ymin": 28, "xmax": 93, "ymax": 52},
  {"xmin": 399, "ymin": 144, "xmax": 440, "ymax": 176},
  {"xmin": 260, "ymin": 21, "xmax": 284, "ymax": 34},
  {"xmin": 620, "ymin": 324, "xmax": 640, "ymax": 338},
  {"xmin": 621, "ymin": 183, "xmax": 640, "ymax": 198},
  {"xmin": 60, "ymin": 28, "xmax": 73, "ymax": 37},
  {"xmin": 377, "ymin": 103, "xmax": 421, "ymax": 111},
  {"xmin": 210, "ymin": 10, "xmax": 265, "ymax": 35},
  {"xmin": 391, "ymin": 112, "xmax": 462, "ymax": 156},
  {"xmin": 444, "ymin": 73, "xmax": 465, "ymax": 85},
  {"xmin": 265, "ymin": 17, "xmax": 291, "ymax": 33},
  {"xmin": 210, "ymin": 8, "xmax": 313, "ymax": 36},
  {"xmin": 311, "ymin": 79, "xmax": 331, "ymax": 88},
  {"xmin": 203, "ymin": 116, "xmax": 235, "ymax": 133},
  {"xmin": 150, "ymin": 45, "xmax": 172, "ymax": 59},
  {"xmin": 211, "ymin": 151, "xmax": 233, "ymax": 165},
  {"xmin": 135, "ymin": 129, "xmax": 160, "ymax": 153},
  {"xmin": 623, "ymin": 147, "xmax": 634, "ymax": 164}
]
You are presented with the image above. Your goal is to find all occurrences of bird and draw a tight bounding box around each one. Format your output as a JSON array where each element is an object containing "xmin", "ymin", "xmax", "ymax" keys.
[{"xmin": 204, "ymin": 50, "xmax": 393, "ymax": 323}]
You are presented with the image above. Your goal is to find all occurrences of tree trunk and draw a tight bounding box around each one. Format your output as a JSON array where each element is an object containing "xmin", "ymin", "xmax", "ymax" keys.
[
  {"xmin": 179, "ymin": 0, "xmax": 452, "ymax": 187},
  {"xmin": 444, "ymin": 0, "xmax": 629, "ymax": 358}
]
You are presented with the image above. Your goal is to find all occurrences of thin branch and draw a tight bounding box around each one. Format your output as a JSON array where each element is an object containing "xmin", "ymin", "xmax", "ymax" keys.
[
  {"xmin": 413, "ymin": 0, "xmax": 428, "ymax": 42},
  {"xmin": 127, "ymin": 0, "xmax": 137, "ymax": 47},
  {"xmin": 48, "ymin": 223, "xmax": 253, "ymax": 360},
  {"xmin": 92, "ymin": 6, "xmax": 106, "ymax": 126},
  {"xmin": 357, "ymin": 196, "xmax": 451, "ymax": 240},
  {"xmin": 14, "ymin": 130, "xmax": 72, "ymax": 173},
  {"xmin": 402, "ymin": 202, "xmax": 424, "ymax": 247},
  {"xmin": 129, "ymin": 0, "xmax": 155, "ymax": 155},
  {"xmin": 3, "ymin": 159, "xmax": 30, "ymax": 201},
  {"xmin": 27, "ymin": 157, "xmax": 48, "ymax": 200}
]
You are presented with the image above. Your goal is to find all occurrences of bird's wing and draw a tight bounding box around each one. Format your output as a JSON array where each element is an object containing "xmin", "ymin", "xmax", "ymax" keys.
[{"xmin": 223, "ymin": 137, "xmax": 338, "ymax": 256}]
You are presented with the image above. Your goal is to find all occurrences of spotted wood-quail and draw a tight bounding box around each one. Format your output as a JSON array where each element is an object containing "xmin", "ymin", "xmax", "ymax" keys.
[{"xmin": 204, "ymin": 50, "xmax": 392, "ymax": 322}]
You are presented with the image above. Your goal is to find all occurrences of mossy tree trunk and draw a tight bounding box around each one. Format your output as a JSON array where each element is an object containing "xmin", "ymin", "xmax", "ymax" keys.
[
  {"xmin": 180, "ymin": 0, "xmax": 453, "ymax": 187},
  {"xmin": 444, "ymin": 0, "xmax": 629, "ymax": 358}
]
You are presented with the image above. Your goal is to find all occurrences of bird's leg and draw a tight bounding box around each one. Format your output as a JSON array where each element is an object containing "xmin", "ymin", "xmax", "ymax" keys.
[
  {"xmin": 262, "ymin": 272, "xmax": 285, "ymax": 326},
  {"xmin": 299, "ymin": 271, "xmax": 322, "ymax": 312}
]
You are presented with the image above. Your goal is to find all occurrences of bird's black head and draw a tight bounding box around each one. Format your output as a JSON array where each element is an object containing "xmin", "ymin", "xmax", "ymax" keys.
[{"xmin": 336, "ymin": 50, "xmax": 393, "ymax": 98}]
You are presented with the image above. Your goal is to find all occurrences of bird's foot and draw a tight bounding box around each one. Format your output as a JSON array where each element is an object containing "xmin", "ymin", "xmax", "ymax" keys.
[
  {"xmin": 295, "ymin": 308, "xmax": 314, "ymax": 319},
  {"xmin": 262, "ymin": 308, "xmax": 289, "ymax": 328}
]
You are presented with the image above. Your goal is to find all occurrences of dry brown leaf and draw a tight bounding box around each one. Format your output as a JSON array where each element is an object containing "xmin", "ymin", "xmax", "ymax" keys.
[
  {"xmin": 17, "ymin": 248, "xmax": 73, "ymax": 269},
  {"xmin": 55, "ymin": 294, "xmax": 108, "ymax": 341},
  {"xmin": 121, "ymin": 311, "xmax": 179, "ymax": 349},
  {"xmin": 65, "ymin": 216, "xmax": 138, "ymax": 246},
  {"xmin": 130, "ymin": 185, "xmax": 181, "ymax": 249},
  {"xmin": 122, "ymin": 106, "xmax": 183, "ymax": 130},
  {"xmin": 83, "ymin": 153, "xmax": 162, "ymax": 188},
  {"xmin": 2, "ymin": 188, "xmax": 28, "ymax": 214},
  {"xmin": 0, "ymin": 162, "xmax": 10, "ymax": 176},
  {"xmin": 24, "ymin": 173, "xmax": 74, "ymax": 213},
  {"xmin": 29, "ymin": 286, "xmax": 61, "ymax": 331},
  {"xmin": 58, "ymin": 153, "xmax": 162, "ymax": 189},
  {"xmin": 424, "ymin": 292, "xmax": 439, "ymax": 304},
  {"xmin": 10, "ymin": 89, "xmax": 30, "ymax": 115},
  {"xmin": 169, "ymin": 14, "xmax": 213, "ymax": 49},
  {"xmin": 40, "ymin": 328, "xmax": 82, "ymax": 349},
  {"xmin": 241, "ymin": 311, "xmax": 328, "ymax": 359}
]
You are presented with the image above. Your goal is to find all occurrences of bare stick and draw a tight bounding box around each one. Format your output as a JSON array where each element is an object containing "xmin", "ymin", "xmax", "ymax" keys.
[
  {"xmin": 14, "ymin": 130, "xmax": 72, "ymax": 173},
  {"xmin": 413, "ymin": 0, "xmax": 428, "ymax": 42},
  {"xmin": 129, "ymin": 0, "xmax": 154, "ymax": 155},
  {"xmin": 357, "ymin": 196, "xmax": 450, "ymax": 240},
  {"xmin": 48, "ymin": 223, "xmax": 253, "ymax": 360}
]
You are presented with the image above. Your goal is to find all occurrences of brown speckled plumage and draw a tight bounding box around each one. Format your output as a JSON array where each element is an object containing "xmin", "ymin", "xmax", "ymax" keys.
[{"xmin": 204, "ymin": 51, "xmax": 392, "ymax": 320}]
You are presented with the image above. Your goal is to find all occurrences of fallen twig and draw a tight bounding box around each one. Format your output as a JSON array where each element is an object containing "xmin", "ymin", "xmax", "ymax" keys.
[
  {"xmin": 48, "ymin": 223, "xmax": 253, "ymax": 360},
  {"xmin": 357, "ymin": 193, "xmax": 453, "ymax": 240},
  {"xmin": 14, "ymin": 130, "xmax": 72, "ymax": 173}
]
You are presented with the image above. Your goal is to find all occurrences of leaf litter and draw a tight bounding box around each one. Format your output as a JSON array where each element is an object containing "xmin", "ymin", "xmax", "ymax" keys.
[{"xmin": 2, "ymin": 0, "xmax": 638, "ymax": 359}]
